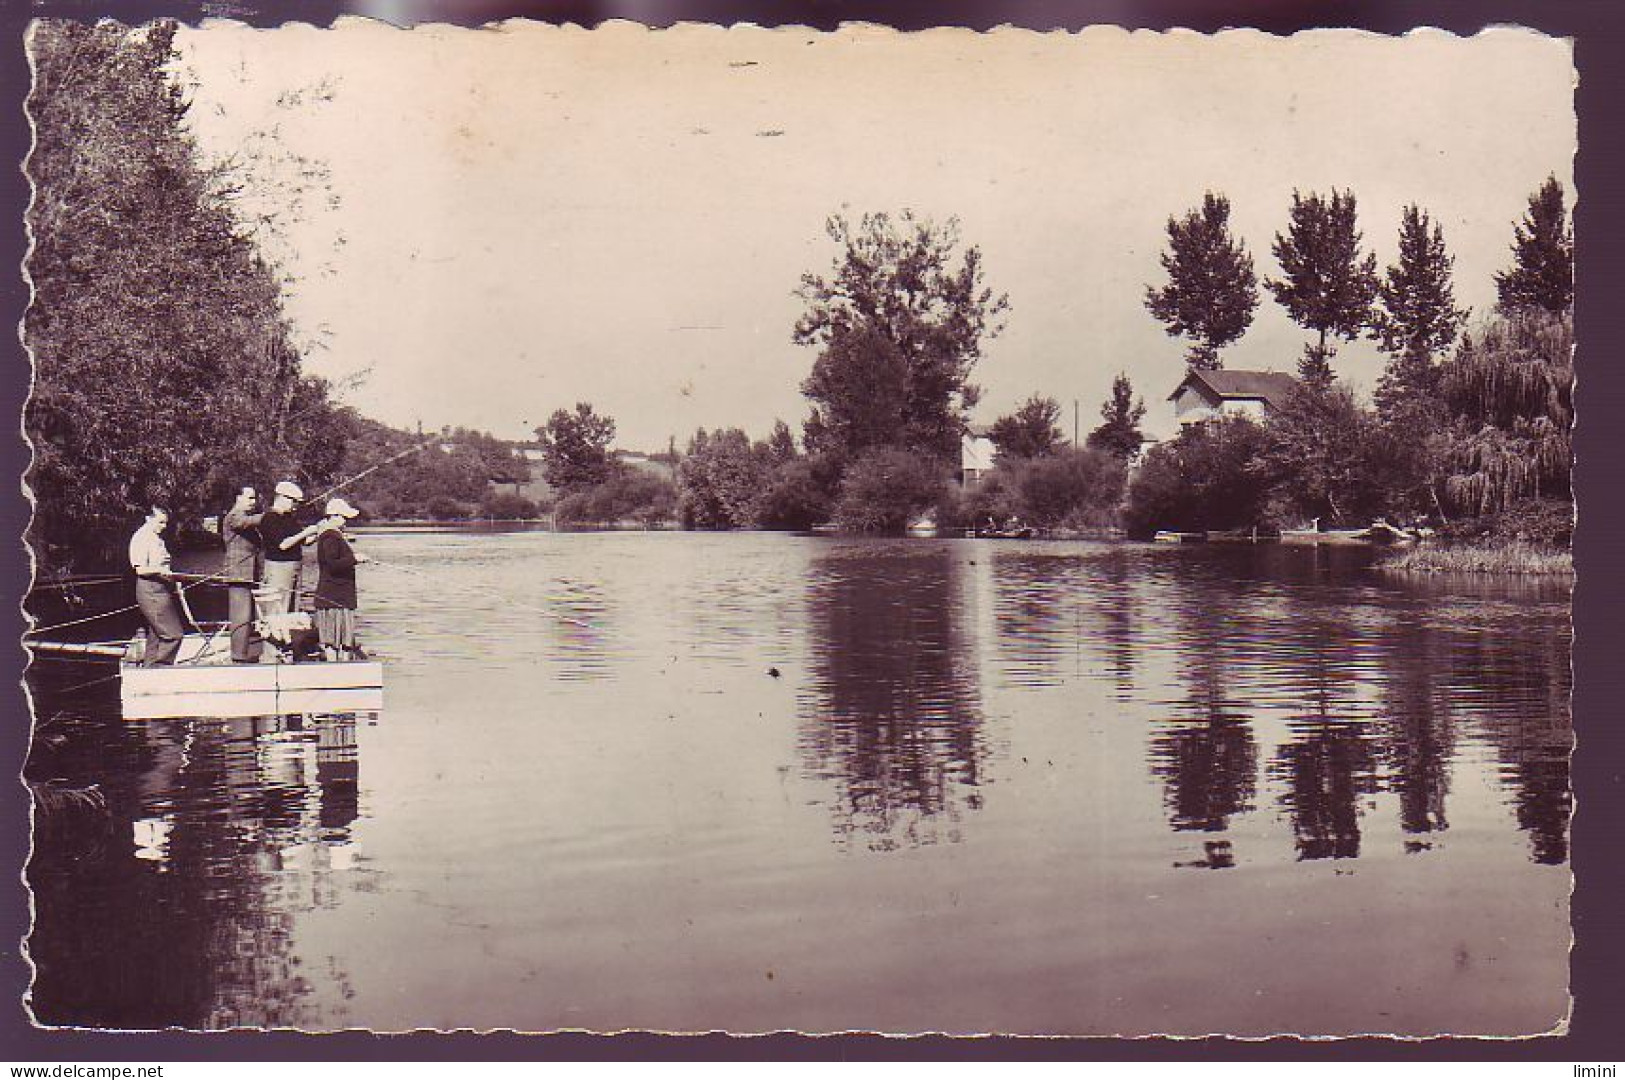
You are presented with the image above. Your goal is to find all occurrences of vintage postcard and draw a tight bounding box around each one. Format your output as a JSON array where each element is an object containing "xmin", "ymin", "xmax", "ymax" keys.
[{"xmin": 20, "ymin": 19, "xmax": 1575, "ymax": 1037}]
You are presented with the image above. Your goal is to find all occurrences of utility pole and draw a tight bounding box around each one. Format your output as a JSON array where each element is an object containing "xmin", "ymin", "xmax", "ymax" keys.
[{"xmin": 1073, "ymin": 400, "xmax": 1080, "ymax": 446}]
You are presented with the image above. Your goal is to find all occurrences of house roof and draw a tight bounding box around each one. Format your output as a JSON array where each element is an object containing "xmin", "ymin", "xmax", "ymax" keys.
[{"xmin": 1168, "ymin": 369, "xmax": 1299, "ymax": 411}]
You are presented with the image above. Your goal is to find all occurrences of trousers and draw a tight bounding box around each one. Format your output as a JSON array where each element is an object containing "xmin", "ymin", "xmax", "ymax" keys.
[
  {"xmin": 135, "ymin": 577, "xmax": 183, "ymax": 666},
  {"xmin": 228, "ymin": 584, "xmax": 262, "ymax": 662},
  {"xmin": 261, "ymin": 560, "xmax": 301, "ymax": 614}
]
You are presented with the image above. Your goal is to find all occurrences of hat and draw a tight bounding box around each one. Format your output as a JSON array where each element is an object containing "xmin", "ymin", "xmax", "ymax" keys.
[
  {"xmin": 325, "ymin": 497, "xmax": 360, "ymax": 520},
  {"xmin": 274, "ymin": 480, "xmax": 303, "ymax": 500}
]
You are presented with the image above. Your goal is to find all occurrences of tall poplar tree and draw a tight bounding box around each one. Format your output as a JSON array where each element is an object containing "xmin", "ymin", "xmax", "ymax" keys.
[
  {"xmin": 1494, "ymin": 176, "xmax": 1573, "ymax": 315},
  {"xmin": 1144, "ymin": 193, "xmax": 1259, "ymax": 371},
  {"xmin": 1368, "ymin": 205, "xmax": 1468, "ymax": 417},
  {"xmin": 1264, "ymin": 189, "xmax": 1379, "ymax": 389}
]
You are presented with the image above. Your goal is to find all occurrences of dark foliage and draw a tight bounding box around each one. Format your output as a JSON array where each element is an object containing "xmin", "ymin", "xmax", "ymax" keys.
[
  {"xmin": 1007, "ymin": 447, "xmax": 1127, "ymax": 529},
  {"xmin": 556, "ymin": 468, "xmax": 677, "ymax": 527},
  {"xmin": 1264, "ymin": 189, "xmax": 1379, "ymax": 387},
  {"xmin": 988, "ymin": 395, "xmax": 1064, "ymax": 461},
  {"xmin": 1122, "ymin": 418, "xmax": 1273, "ymax": 537},
  {"xmin": 678, "ymin": 428, "xmax": 775, "ymax": 529},
  {"xmin": 796, "ymin": 211, "xmax": 1009, "ymax": 467},
  {"xmin": 24, "ymin": 21, "xmax": 344, "ymax": 568},
  {"xmin": 1494, "ymin": 176, "xmax": 1573, "ymax": 315},
  {"xmin": 1086, "ymin": 373, "xmax": 1147, "ymax": 462},
  {"xmin": 1144, "ymin": 192, "xmax": 1260, "ymax": 370},
  {"xmin": 535, "ymin": 403, "xmax": 616, "ymax": 495},
  {"xmin": 1369, "ymin": 205, "xmax": 1468, "ymax": 419},
  {"xmin": 833, "ymin": 448, "xmax": 952, "ymax": 534},
  {"xmin": 757, "ymin": 458, "xmax": 835, "ymax": 531}
]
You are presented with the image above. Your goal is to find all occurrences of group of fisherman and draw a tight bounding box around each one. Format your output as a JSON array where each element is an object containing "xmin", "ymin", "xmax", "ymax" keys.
[{"xmin": 127, "ymin": 480, "xmax": 368, "ymax": 667}]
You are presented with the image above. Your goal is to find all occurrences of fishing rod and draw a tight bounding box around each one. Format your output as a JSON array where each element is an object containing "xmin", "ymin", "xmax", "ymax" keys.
[{"xmin": 299, "ymin": 435, "xmax": 441, "ymax": 509}]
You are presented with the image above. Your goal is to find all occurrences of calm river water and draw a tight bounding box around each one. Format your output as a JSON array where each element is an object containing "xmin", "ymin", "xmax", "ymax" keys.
[{"xmin": 24, "ymin": 529, "xmax": 1572, "ymax": 1035}]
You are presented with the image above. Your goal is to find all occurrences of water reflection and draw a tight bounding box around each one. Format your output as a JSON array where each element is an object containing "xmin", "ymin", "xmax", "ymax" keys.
[
  {"xmin": 798, "ymin": 545, "xmax": 984, "ymax": 851},
  {"xmin": 26, "ymin": 707, "xmax": 372, "ymax": 1029}
]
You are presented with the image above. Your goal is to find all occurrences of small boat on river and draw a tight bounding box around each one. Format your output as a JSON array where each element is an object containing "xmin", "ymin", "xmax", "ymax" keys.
[{"xmin": 1153, "ymin": 531, "xmax": 1206, "ymax": 544}]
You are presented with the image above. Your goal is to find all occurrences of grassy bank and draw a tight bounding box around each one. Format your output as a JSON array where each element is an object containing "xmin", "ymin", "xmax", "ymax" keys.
[{"xmin": 1379, "ymin": 541, "xmax": 1573, "ymax": 576}]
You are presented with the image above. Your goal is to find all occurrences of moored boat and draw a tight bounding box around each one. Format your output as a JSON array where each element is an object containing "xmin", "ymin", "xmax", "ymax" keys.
[{"xmin": 1153, "ymin": 530, "xmax": 1206, "ymax": 544}]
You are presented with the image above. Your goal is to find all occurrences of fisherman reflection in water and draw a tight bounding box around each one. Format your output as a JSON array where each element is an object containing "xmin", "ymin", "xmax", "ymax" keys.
[
  {"xmin": 313, "ymin": 497, "xmax": 368, "ymax": 662},
  {"xmin": 128, "ymin": 506, "xmax": 183, "ymax": 666}
]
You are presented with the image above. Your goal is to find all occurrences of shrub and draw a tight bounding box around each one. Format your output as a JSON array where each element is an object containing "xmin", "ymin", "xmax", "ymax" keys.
[
  {"xmin": 757, "ymin": 459, "xmax": 834, "ymax": 531},
  {"xmin": 426, "ymin": 495, "xmax": 473, "ymax": 521},
  {"xmin": 556, "ymin": 469, "xmax": 677, "ymax": 526},
  {"xmin": 834, "ymin": 448, "xmax": 951, "ymax": 534},
  {"xmin": 479, "ymin": 490, "xmax": 540, "ymax": 520},
  {"xmin": 1009, "ymin": 446, "xmax": 1126, "ymax": 528},
  {"xmin": 1122, "ymin": 417, "xmax": 1271, "ymax": 538}
]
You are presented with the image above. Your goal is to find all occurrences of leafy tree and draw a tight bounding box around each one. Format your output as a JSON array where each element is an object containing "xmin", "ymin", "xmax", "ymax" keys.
[
  {"xmin": 1369, "ymin": 205, "xmax": 1468, "ymax": 418},
  {"xmin": 677, "ymin": 428, "xmax": 775, "ymax": 529},
  {"xmin": 757, "ymin": 459, "xmax": 834, "ymax": 531},
  {"xmin": 557, "ymin": 470, "xmax": 677, "ymax": 527},
  {"xmin": 1264, "ymin": 189, "xmax": 1379, "ymax": 388},
  {"xmin": 24, "ymin": 21, "xmax": 342, "ymax": 567},
  {"xmin": 446, "ymin": 427, "xmax": 531, "ymax": 485},
  {"xmin": 1260, "ymin": 385, "xmax": 1417, "ymax": 526},
  {"xmin": 796, "ymin": 211, "xmax": 1009, "ymax": 466},
  {"xmin": 1086, "ymin": 374, "xmax": 1147, "ymax": 462},
  {"xmin": 799, "ymin": 326, "xmax": 909, "ymax": 460},
  {"xmin": 1144, "ymin": 192, "xmax": 1260, "ymax": 370},
  {"xmin": 535, "ymin": 403, "xmax": 616, "ymax": 494},
  {"xmin": 1008, "ymin": 447, "xmax": 1127, "ymax": 529},
  {"xmin": 833, "ymin": 448, "xmax": 951, "ymax": 534},
  {"xmin": 1122, "ymin": 417, "xmax": 1273, "ymax": 538},
  {"xmin": 1436, "ymin": 310, "xmax": 1572, "ymax": 518},
  {"xmin": 988, "ymin": 395, "xmax": 1064, "ymax": 461},
  {"xmin": 767, "ymin": 419, "xmax": 799, "ymax": 464},
  {"xmin": 1495, "ymin": 176, "xmax": 1573, "ymax": 315}
]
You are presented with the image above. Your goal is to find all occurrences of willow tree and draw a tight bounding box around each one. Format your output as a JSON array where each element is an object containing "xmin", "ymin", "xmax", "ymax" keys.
[
  {"xmin": 795, "ymin": 211, "xmax": 1009, "ymax": 467},
  {"xmin": 1437, "ymin": 311, "xmax": 1572, "ymax": 517},
  {"xmin": 25, "ymin": 21, "xmax": 341, "ymax": 568}
]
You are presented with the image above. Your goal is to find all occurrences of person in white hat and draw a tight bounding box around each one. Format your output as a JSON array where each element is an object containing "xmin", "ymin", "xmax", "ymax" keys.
[
  {"xmin": 312, "ymin": 496, "xmax": 369, "ymax": 661},
  {"xmin": 258, "ymin": 480, "xmax": 313, "ymax": 613}
]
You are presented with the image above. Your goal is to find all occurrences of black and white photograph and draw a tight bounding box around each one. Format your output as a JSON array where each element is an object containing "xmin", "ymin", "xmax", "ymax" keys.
[{"xmin": 19, "ymin": 15, "xmax": 1577, "ymax": 1038}]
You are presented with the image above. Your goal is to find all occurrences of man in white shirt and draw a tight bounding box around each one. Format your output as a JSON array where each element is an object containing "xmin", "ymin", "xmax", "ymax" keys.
[{"xmin": 128, "ymin": 506, "xmax": 184, "ymax": 666}]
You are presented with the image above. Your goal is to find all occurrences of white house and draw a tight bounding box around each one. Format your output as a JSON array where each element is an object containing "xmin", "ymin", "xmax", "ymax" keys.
[
  {"xmin": 959, "ymin": 426, "xmax": 997, "ymax": 486},
  {"xmin": 1168, "ymin": 369, "xmax": 1299, "ymax": 426}
]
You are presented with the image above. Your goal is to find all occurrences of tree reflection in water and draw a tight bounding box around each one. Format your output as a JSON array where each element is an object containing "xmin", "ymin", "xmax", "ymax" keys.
[
  {"xmin": 25, "ymin": 706, "xmax": 367, "ymax": 1029},
  {"xmin": 1148, "ymin": 585, "xmax": 1258, "ymax": 858},
  {"xmin": 1439, "ymin": 621, "xmax": 1572, "ymax": 865},
  {"xmin": 799, "ymin": 545, "xmax": 984, "ymax": 852}
]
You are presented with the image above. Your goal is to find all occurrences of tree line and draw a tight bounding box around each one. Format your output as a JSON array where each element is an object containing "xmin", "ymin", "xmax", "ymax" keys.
[
  {"xmin": 24, "ymin": 19, "xmax": 1571, "ymax": 559},
  {"xmin": 1129, "ymin": 179, "xmax": 1572, "ymax": 544}
]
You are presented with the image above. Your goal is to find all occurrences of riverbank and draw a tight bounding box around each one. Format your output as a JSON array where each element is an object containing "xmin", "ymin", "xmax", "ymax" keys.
[{"xmin": 1379, "ymin": 541, "xmax": 1573, "ymax": 576}]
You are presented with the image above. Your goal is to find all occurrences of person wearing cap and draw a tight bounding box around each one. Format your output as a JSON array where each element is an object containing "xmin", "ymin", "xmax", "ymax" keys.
[
  {"xmin": 220, "ymin": 486, "xmax": 267, "ymax": 662},
  {"xmin": 312, "ymin": 497, "xmax": 369, "ymax": 661},
  {"xmin": 259, "ymin": 480, "xmax": 316, "ymax": 613},
  {"xmin": 128, "ymin": 506, "xmax": 184, "ymax": 666}
]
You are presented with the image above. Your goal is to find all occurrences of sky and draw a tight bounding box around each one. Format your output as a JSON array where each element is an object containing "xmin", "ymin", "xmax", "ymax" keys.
[{"xmin": 175, "ymin": 20, "xmax": 1575, "ymax": 450}]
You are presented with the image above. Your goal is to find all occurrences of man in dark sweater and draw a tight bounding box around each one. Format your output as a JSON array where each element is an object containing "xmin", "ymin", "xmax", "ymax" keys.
[{"xmin": 259, "ymin": 480, "xmax": 319, "ymax": 613}]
